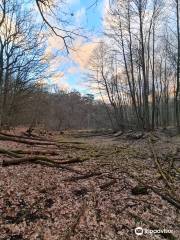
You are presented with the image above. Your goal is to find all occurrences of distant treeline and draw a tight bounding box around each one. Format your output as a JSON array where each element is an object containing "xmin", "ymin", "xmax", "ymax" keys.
[
  {"xmin": 0, "ymin": 81, "xmax": 111, "ymax": 130},
  {"xmin": 88, "ymin": 0, "xmax": 180, "ymax": 132}
]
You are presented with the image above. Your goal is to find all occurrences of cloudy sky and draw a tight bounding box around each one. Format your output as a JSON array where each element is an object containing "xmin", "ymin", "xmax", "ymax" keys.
[{"xmin": 45, "ymin": 0, "xmax": 105, "ymax": 94}]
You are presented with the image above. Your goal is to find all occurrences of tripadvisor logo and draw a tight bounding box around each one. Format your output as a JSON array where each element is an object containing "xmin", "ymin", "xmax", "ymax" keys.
[
  {"xmin": 134, "ymin": 227, "xmax": 173, "ymax": 236},
  {"xmin": 135, "ymin": 227, "xmax": 143, "ymax": 236}
]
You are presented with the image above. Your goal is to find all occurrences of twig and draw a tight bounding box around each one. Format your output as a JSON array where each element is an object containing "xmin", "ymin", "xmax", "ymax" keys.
[
  {"xmin": 148, "ymin": 137, "xmax": 174, "ymax": 192},
  {"xmin": 100, "ymin": 179, "xmax": 117, "ymax": 190},
  {"xmin": 63, "ymin": 200, "xmax": 87, "ymax": 240},
  {"xmin": 127, "ymin": 171, "xmax": 180, "ymax": 210},
  {"xmin": 63, "ymin": 172, "xmax": 102, "ymax": 182}
]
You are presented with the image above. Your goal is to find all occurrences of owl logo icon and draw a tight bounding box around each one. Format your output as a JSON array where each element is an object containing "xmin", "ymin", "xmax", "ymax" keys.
[{"xmin": 135, "ymin": 227, "xmax": 143, "ymax": 236}]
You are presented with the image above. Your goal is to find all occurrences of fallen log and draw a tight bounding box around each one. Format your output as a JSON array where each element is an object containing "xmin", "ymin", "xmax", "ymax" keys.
[
  {"xmin": 0, "ymin": 133, "xmax": 87, "ymax": 150},
  {"xmin": 0, "ymin": 131, "xmax": 52, "ymax": 142},
  {"xmin": 2, "ymin": 155, "xmax": 85, "ymax": 167},
  {"xmin": 0, "ymin": 148, "xmax": 59, "ymax": 158},
  {"xmin": 0, "ymin": 134, "xmax": 57, "ymax": 146},
  {"xmin": 2, "ymin": 156, "xmax": 50, "ymax": 166},
  {"xmin": 0, "ymin": 155, "xmax": 81, "ymax": 174},
  {"xmin": 12, "ymin": 149, "xmax": 59, "ymax": 156},
  {"xmin": 0, "ymin": 148, "xmax": 21, "ymax": 158}
]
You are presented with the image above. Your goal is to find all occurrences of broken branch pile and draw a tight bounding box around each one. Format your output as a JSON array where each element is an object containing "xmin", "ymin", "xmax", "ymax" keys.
[{"xmin": 0, "ymin": 132, "xmax": 87, "ymax": 174}]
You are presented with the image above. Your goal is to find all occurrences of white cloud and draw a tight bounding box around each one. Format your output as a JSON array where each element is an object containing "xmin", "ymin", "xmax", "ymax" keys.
[
  {"xmin": 66, "ymin": 0, "xmax": 80, "ymax": 6},
  {"xmin": 50, "ymin": 72, "xmax": 70, "ymax": 90},
  {"xmin": 70, "ymin": 37, "xmax": 100, "ymax": 70},
  {"xmin": 74, "ymin": 7, "xmax": 86, "ymax": 26},
  {"xmin": 67, "ymin": 66, "xmax": 79, "ymax": 74}
]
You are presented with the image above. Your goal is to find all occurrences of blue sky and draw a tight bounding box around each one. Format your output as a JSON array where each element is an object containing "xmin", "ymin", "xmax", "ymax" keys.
[
  {"xmin": 68, "ymin": 0, "xmax": 103, "ymax": 32},
  {"xmin": 47, "ymin": 0, "xmax": 104, "ymax": 94}
]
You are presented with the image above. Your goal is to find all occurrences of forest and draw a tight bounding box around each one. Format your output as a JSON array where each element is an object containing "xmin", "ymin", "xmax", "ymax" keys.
[{"xmin": 0, "ymin": 0, "xmax": 180, "ymax": 239}]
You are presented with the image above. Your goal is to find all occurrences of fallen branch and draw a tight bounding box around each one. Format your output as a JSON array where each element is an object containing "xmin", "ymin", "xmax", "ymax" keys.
[
  {"xmin": 100, "ymin": 179, "xmax": 117, "ymax": 190},
  {"xmin": 117, "ymin": 203, "xmax": 139, "ymax": 214},
  {"xmin": 63, "ymin": 200, "xmax": 87, "ymax": 240},
  {"xmin": 127, "ymin": 171, "xmax": 180, "ymax": 210},
  {"xmin": 63, "ymin": 172, "xmax": 102, "ymax": 181},
  {"xmin": 1, "ymin": 154, "xmax": 83, "ymax": 174},
  {"xmin": 34, "ymin": 160, "xmax": 83, "ymax": 174},
  {"xmin": 57, "ymin": 141, "xmax": 85, "ymax": 145},
  {"xmin": 57, "ymin": 145, "xmax": 87, "ymax": 150},
  {"xmin": 148, "ymin": 185, "xmax": 180, "ymax": 210},
  {"xmin": 0, "ymin": 131, "xmax": 52, "ymax": 142},
  {"xmin": 0, "ymin": 134, "xmax": 57, "ymax": 146},
  {"xmin": 0, "ymin": 148, "xmax": 21, "ymax": 158},
  {"xmin": 12, "ymin": 149, "xmax": 60, "ymax": 156},
  {"xmin": 2, "ymin": 155, "xmax": 84, "ymax": 167},
  {"xmin": 0, "ymin": 148, "xmax": 60, "ymax": 158},
  {"xmin": 148, "ymin": 137, "xmax": 174, "ymax": 191},
  {"xmin": 2, "ymin": 156, "xmax": 51, "ymax": 166}
]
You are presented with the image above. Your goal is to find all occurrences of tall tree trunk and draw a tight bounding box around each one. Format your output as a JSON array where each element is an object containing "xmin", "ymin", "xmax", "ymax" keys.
[
  {"xmin": 138, "ymin": 0, "xmax": 150, "ymax": 130},
  {"xmin": 152, "ymin": 23, "xmax": 155, "ymax": 130},
  {"xmin": 175, "ymin": 0, "xmax": 180, "ymax": 132}
]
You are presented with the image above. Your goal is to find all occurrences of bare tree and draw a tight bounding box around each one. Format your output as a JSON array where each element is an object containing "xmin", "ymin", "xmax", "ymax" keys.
[
  {"xmin": 0, "ymin": 0, "xmax": 49, "ymax": 127},
  {"xmin": 174, "ymin": 0, "xmax": 180, "ymax": 131}
]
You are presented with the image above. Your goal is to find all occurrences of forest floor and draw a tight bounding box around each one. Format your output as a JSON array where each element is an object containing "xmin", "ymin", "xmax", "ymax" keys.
[{"xmin": 0, "ymin": 128, "xmax": 180, "ymax": 240}]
